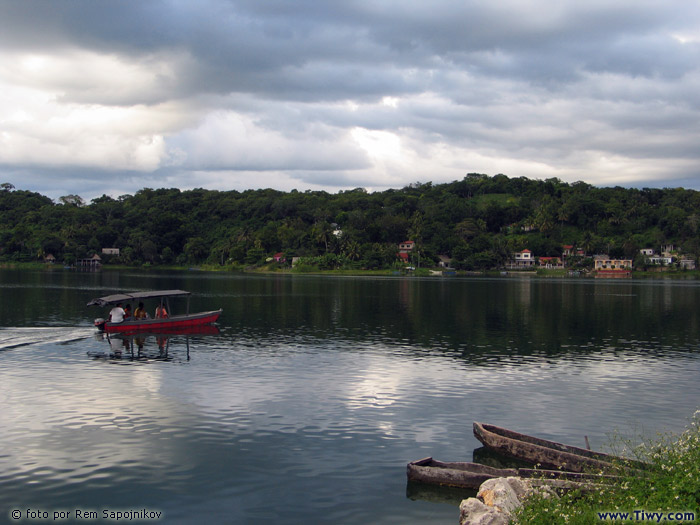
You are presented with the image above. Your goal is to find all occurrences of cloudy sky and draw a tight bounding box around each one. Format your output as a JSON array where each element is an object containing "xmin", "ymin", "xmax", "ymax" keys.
[{"xmin": 1, "ymin": 1, "xmax": 700, "ymax": 201}]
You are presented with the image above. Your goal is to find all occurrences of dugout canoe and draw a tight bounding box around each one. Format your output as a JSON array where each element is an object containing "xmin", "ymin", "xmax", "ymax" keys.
[
  {"xmin": 473, "ymin": 422, "xmax": 646, "ymax": 472},
  {"xmin": 406, "ymin": 457, "xmax": 620, "ymax": 489}
]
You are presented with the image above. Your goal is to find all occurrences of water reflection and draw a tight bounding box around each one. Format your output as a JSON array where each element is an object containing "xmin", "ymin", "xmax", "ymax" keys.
[
  {"xmin": 2, "ymin": 271, "xmax": 700, "ymax": 524},
  {"xmin": 405, "ymin": 480, "xmax": 476, "ymax": 506},
  {"xmin": 90, "ymin": 326, "xmax": 220, "ymax": 363}
]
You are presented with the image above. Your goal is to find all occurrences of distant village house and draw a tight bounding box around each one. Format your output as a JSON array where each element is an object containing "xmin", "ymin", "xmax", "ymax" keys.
[
  {"xmin": 538, "ymin": 256, "xmax": 563, "ymax": 269},
  {"xmin": 594, "ymin": 255, "xmax": 632, "ymax": 270},
  {"xmin": 437, "ymin": 255, "xmax": 453, "ymax": 268},
  {"xmin": 76, "ymin": 254, "xmax": 102, "ymax": 269},
  {"xmin": 648, "ymin": 254, "xmax": 674, "ymax": 266},
  {"xmin": 680, "ymin": 258, "xmax": 696, "ymax": 270},
  {"xmin": 562, "ymin": 245, "xmax": 586, "ymax": 259},
  {"xmin": 508, "ymin": 249, "xmax": 535, "ymax": 269},
  {"xmin": 397, "ymin": 240, "xmax": 415, "ymax": 262}
]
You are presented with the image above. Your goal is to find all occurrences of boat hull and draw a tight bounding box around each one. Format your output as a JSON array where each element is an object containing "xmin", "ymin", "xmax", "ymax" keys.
[
  {"xmin": 473, "ymin": 422, "xmax": 623, "ymax": 472},
  {"xmin": 98, "ymin": 309, "xmax": 222, "ymax": 334},
  {"xmin": 406, "ymin": 457, "xmax": 619, "ymax": 489},
  {"xmin": 407, "ymin": 458, "xmax": 517, "ymax": 489}
]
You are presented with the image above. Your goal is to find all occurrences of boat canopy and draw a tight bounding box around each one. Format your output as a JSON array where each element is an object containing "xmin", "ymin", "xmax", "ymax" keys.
[{"xmin": 87, "ymin": 290, "xmax": 191, "ymax": 307}]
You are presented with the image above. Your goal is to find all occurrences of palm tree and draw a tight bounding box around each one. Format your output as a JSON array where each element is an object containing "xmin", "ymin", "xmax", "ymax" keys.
[
  {"xmin": 312, "ymin": 221, "xmax": 332, "ymax": 253},
  {"xmin": 343, "ymin": 240, "xmax": 361, "ymax": 261}
]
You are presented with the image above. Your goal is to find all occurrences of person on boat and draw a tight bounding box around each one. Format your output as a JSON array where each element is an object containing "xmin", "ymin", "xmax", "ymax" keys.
[
  {"xmin": 155, "ymin": 304, "xmax": 169, "ymax": 319},
  {"xmin": 134, "ymin": 302, "xmax": 148, "ymax": 320},
  {"xmin": 109, "ymin": 303, "xmax": 126, "ymax": 324},
  {"xmin": 123, "ymin": 304, "xmax": 132, "ymax": 319}
]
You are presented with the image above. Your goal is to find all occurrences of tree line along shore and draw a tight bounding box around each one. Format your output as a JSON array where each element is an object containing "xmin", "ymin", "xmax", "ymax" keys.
[{"xmin": 2, "ymin": 174, "xmax": 700, "ymax": 273}]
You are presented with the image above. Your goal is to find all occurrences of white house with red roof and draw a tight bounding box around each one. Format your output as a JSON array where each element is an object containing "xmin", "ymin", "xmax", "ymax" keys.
[
  {"xmin": 508, "ymin": 249, "xmax": 535, "ymax": 269},
  {"xmin": 397, "ymin": 240, "xmax": 415, "ymax": 262}
]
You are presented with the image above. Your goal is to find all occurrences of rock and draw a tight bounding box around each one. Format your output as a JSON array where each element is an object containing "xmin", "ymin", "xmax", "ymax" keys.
[
  {"xmin": 459, "ymin": 476, "xmax": 559, "ymax": 525},
  {"xmin": 459, "ymin": 498, "xmax": 509, "ymax": 525},
  {"xmin": 478, "ymin": 477, "xmax": 528, "ymax": 514}
]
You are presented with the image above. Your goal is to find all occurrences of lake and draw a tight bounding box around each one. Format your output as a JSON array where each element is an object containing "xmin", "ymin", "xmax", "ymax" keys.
[{"xmin": 1, "ymin": 269, "xmax": 700, "ymax": 524}]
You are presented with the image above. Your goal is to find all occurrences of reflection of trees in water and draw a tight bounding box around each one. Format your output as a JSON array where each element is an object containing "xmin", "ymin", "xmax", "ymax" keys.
[{"xmin": 223, "ymin": 277, "xmax": 700, "ymax": 365}]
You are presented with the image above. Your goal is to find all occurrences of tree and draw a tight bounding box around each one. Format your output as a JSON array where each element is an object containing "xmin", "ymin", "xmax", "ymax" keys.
[
  {"xmin": 58, "ymin": 194, "xmax": 85, "ymax": 207},
  {"xmin": 161, "ymin": 246, "xmax": 174, "ymax": 264},
  {"xmin": 455, "ymin": 218, "xmax": 483, "ymax": 241},
  {"xmin": 343, "ymin": 239, "xmax": 361, "ymax": 261},
  {"xmin": 311, "ymin": 221, "xmax": 332, "ymax": 253},
  {"xmin": 3, "ymin": 173, "xmax": 700, "ymax": 271},
  {"xmin": 184, "ymin": 237, "xmax": 207, "ymax": 263}
]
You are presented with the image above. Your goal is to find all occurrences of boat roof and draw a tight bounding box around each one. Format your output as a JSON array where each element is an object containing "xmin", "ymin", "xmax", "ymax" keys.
[{"xmin": 87, "ymin": 290, "xmax": 191, "ymax": 307}]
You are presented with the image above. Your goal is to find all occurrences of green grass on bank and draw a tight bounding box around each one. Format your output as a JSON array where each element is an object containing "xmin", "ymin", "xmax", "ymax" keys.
[
  {"xmin": 513, "ymin": 413, "xmax": 700, "ymax": 524},
  {"xmin": 4, "ymin": 261, "xmax": 700, "ymax": 280}
]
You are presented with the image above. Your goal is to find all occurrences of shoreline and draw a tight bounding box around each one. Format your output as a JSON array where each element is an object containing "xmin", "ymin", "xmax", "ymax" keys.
[{"xmin": 3, "ymin": 261, "xmax": 700, "ymax": 280}]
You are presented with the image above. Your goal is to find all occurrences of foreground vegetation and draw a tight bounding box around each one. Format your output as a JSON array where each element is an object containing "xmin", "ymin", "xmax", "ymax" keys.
[
  {"xmin": 514, "ymin": 413, "xmax": 700, "ymax": 524},
  {"xmin": 2, "ymin": 174, "xmax": 700, "ymax": 271}
]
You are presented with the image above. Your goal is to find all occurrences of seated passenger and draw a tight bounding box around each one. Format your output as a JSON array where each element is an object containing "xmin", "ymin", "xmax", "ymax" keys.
[
  {"xmin": 123, "ymin": 304, "xmax": 132, "ymax": 319},
  {"xmin": 134, "ymin": 302, "xmax": 148, "ymax": 320},
  {"xmin": 109, "ymin": 303, "xmax": 126, "ymax": 323},
  {"xmin": 155, "ymin": 305, "xmax": 169, "ymax": 319}
]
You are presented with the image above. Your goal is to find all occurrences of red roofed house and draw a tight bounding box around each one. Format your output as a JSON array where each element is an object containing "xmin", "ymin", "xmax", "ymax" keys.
[
  {"xmin": 397, "ymin": 241, "xmax": 415, "ymax": 262},
  {"xmin": 538, "ymin": 256, "xmax": 563, "ymax": 269},
  {"xmin": 508, "ymin": 249, "xmax": 535, "ymax": 269}
]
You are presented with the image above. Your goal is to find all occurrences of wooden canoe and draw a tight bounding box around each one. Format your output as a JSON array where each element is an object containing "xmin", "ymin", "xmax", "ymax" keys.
[
  {"xmin": 473, "ymin": 422, "xmax": 646, "ymax": 472},
  {"xmin": 406, "ymin": 457, "xmax": 620, "ymax": 489},
  {"xmin": 407, "ymin": 458, "xmax": 518, "ymax": 489}
]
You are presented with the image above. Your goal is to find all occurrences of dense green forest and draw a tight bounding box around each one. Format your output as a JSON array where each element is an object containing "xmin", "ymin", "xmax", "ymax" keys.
[{"xmin": 1, "ymin": 174, "xmax": 700, "ymax": 270}]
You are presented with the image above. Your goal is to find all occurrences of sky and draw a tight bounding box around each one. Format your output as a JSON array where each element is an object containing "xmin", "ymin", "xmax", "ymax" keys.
[{"xmin": 1, "ymin": 1, "xmax": 700, "ymax": 202}]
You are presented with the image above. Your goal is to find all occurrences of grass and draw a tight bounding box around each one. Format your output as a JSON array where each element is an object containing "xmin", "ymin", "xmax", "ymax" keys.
[{"xmin": 512, "ymin": 412, "xmax": 700, "ymax": 524}]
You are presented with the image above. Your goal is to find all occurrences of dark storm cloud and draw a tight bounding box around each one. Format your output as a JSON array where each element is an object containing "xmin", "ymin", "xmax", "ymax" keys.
[
  {"xmin": 1, "ymin": 0, "xmax": 700, "ymax": 199},
  {"xmin": 3, "ymin": 1, "xmax": 699, "ymax": 103}
]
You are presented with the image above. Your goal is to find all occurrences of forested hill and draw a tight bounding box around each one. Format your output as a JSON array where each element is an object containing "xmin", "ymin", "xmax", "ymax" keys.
[{"xmin": 1, "ymin": 174, "xmax": 699, "ymax": 270}]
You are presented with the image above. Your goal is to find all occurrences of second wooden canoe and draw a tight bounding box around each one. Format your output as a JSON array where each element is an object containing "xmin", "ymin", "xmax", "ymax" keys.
[
  {"xmin": 406, "ymin": 457, "xmax": 620, "ymax": 489},
  {"xmin": 473, "ymin": 422, "xmax": 645, "ymax": 472}
]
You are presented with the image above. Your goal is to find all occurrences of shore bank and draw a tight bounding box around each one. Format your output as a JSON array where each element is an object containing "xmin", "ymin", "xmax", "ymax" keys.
[
  {"xmin": 4, "ymin": 261, "xmax": 700, "ymax": 280},
  {"xmin": 506, "ymin": 412, "xmax": 700, "ymax": 524}
]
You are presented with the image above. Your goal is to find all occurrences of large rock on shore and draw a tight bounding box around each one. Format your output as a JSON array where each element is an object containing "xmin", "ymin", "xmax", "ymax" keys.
[{"xmin": 459, "ymin": 477, "xmax": 558, "ymax": 525}]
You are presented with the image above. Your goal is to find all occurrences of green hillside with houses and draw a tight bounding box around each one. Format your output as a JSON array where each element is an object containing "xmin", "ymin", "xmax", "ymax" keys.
[{"xmin": 1, "ymin": 174, "xmax": 699, "ymax": 273}]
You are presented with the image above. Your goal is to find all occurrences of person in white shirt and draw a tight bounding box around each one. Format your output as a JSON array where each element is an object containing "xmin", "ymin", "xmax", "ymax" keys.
[{"xmin": 109, "ymin": 303, "xmax": 126, "ymax": 323}]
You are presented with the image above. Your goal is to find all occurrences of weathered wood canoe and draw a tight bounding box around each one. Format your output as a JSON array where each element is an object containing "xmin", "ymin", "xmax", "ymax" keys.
[
  {"xmin": 406, "ymin": 457, "xmax": 619, "ymax": 489},
  {"xmin": 407, "ymin": 458, "xmax": 518, "ymax": 489},
  {"xmin": 473, "ymin": 422, "xmax": 646, "ymax": 472}
]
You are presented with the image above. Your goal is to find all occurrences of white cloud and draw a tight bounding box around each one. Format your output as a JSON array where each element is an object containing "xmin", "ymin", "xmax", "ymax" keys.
[
  {"xmin": 0, "ymin": 49, "xmax": 204, "ymax": 173},
  {"xmin": 0, "ymin": 89, "xmax": 168, "ymax": 172},
  {"xmin": 0, "ymin": 48, "xmax": 190, "ymax": 105},
  {"xmin": 169, "ymin": 110, "xmax": 370, "ymax": 172}
]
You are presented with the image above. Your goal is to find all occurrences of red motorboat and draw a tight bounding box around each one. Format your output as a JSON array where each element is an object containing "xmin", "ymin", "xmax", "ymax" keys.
[{"xmin": 88, "ymin": 290, "xmax": 222, "ymax": 333}]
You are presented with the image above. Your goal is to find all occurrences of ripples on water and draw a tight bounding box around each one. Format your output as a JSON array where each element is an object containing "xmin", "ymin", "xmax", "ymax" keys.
[{"xmin": 2, "ymin": 274, "xmax": 700, "ymax": 524}]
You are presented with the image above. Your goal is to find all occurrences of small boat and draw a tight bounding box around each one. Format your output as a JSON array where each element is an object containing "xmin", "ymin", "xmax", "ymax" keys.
[
  {"xmin": 473, "ymin": 422, "xmax": 646, "ymax": 472},
  {"xmin": 406, "ymin": 457, "xmax": 619, "ymax": 489},
  {"xmin": 407, "ymin": 458, "xmax": 518, "ymax": 489},
  {"xmin": 88, "ymin": 290, "xmax": 222, "ymax": 333}
]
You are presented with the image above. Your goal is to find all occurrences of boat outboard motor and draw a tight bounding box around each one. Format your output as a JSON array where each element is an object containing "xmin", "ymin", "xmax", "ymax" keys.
[{"xmin": 94, "ymin": 318, "xmax": 106, "ymax": 330}]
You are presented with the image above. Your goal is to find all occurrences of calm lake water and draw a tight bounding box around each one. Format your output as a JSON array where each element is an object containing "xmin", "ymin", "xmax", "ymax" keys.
[{"xmin": 1, "ymin": 269, "xmax": 700, "ymax": 524}]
